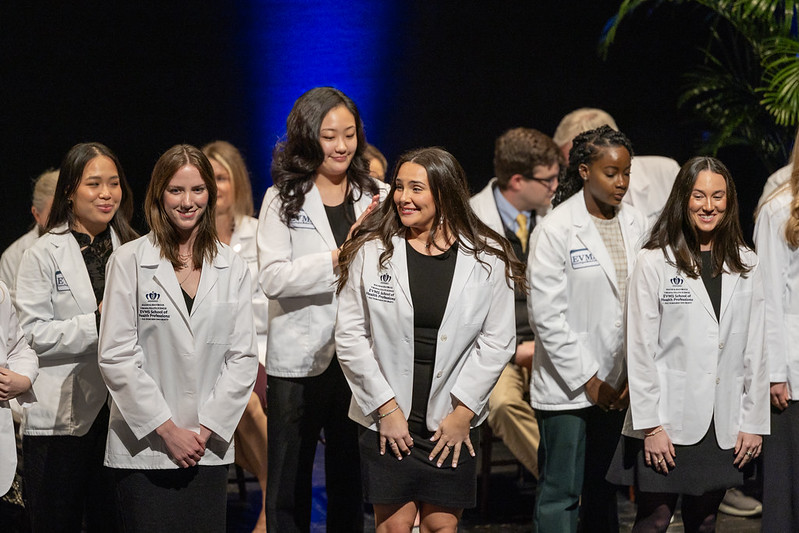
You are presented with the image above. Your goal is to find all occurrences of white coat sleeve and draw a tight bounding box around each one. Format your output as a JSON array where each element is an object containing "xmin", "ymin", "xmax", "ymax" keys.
[
  {"xmin": 753, "ymin": 207, "xmax": 790, "ymax": 382},
  {"xmin": 98, "ymin": 250, "xmax": 173, "ymax": 440},
  {"xmin": 527, "ymin": 225, "xmax": 600, "ymax": 392},
  {"xmin": 198, "ymin": 263, "xmax": 258, "ymax": 442},
  {"xmin": 257, "ymin": 188, "xmax": 337, "ymax": 299},
  {"xmin": 15, "ymin": 247, "xmax": 97, "ymax": 361},
  {"xmin": 335, "ymin": 247, "xmax": 395, "ymax": 416},
  {"xmin": 625, "ymin": 250, "xmax": 665, "ymax": 430},
  {"xmin": 1, "ymin": 283, "xmax": 37, "ymax": 407},
  {"xmin": 739, "ymin": 259, "xmax": 770, "ymax": 435},
  {"xmin": 449, "ymin": 256, "xmax": 516, "ymax": 416}
]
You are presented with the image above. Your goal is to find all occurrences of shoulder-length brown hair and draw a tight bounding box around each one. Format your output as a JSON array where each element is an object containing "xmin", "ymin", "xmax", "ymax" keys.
[
  {"xmin": 145, "ymin": 144, "xmax": 218, "ymax": 269},
  {"xmin": 202, "ymin": 140, "xmax": 255, "ymax": 222},
  {"xmin": 47, "ymin": 142, "xmax": 137, "ymax": 243},
  {"xmin": 337, "ymin": 147, "xmax": 527, "ymax": 293},
  {"xmin": 645, "ymin": 156, "xmax": 751, "ymax": 278}
]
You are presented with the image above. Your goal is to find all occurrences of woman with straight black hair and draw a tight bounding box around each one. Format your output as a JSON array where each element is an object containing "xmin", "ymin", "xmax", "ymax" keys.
[
  {"xmin": 336, "ymin": 147, "xmax": 522, "ymax": 532},
  {"xmin": 15, "ymin": 142, "xmax": 136, "ymax": 532},
  {"xmin": 608, "ymin": 156, "xmax": 768, "ymax": 532},
  {"xmin": 257, "ymin": 86, "xmax": 383, "ymax": 532}
]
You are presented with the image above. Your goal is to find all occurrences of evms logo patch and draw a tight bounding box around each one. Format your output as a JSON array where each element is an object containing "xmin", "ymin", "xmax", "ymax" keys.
[
  {"xmin": 366, "ymin": 272, "xmax": 396, "ymax": 303},
  {"xmin": 569, "ymin": 249, "xmax": 599, "ymax": 269},
  {"xmin": 139, "ymin": 290, "xmax": 170, "ymax": 321},
  {"xmin": 290, "ymin": 210, "xmax": 316, "ymax": 230},
  {"xmin": 55, "ymin": 270, "xmax": 70, "ymax": 292},
  {"xmin": 661, "ymin": 276, "xmax": 693, "ymax": 305}
]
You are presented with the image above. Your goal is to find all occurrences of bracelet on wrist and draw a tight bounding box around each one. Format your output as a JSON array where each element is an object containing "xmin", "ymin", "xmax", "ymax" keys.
[
  {"xmin": 377, "ymin": 405, "xmax": 400, "ymax": 420},
  {"xmin": 644, "ymin": 427, "xmax": 664, "ymax": 438}
]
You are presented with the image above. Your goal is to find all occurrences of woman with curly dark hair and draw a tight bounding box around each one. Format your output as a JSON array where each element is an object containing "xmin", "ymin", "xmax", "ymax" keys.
[
  {"xmin": 257, "ymin": 86, "xmax": 382, "ymax": 532},
  {"xmin": 528, "ymin": 125, "xmax": 646, "ymax": 532},
  {"xmin": 336, "ymin": 146, "xmax": 523, "ymax": 532}
]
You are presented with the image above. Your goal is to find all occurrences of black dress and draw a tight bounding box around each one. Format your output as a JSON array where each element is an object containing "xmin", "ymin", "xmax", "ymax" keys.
[
  {"xmin": 606, "ymin": 251, "xmax": 743, "ymax": 495},
  {"xmin": 359, "ymin": 241, "xmax": 481, "ymax": 508}
]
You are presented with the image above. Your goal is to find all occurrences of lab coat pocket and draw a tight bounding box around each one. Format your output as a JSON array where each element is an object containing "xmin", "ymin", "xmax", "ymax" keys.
[
  {"xmin": 206, "ymin": 303, "xmax": 236, "ymax": 345},
  {"xmin": 460, "ymin": 282, "xmax": 491, "ymax": 326},
  {"xmin": 656, "ymin": 367, "xmax": 686, "ymax": 430}
]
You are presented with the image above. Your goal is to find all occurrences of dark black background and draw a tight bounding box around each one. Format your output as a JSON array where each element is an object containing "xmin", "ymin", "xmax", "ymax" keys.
[{"xmin": 0, "ymin": 2, "xmax": 769, "ymax": 249}]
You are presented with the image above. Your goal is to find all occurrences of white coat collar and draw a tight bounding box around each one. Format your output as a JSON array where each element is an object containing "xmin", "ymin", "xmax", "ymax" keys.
[
  {"xmin": 302, "ymin": 184, "xmax": 381, "ymax": 251},
  {"xmin": 663, "ymin": 246, "xmax": 742, "ymax": 324},
  {"xmin": 46, "ymin": 223, "xmax": 121, "ymax": 314},
  {"xmin": 384, "ymin": 234, "xmax": 478, "ymax": 319},
  {"xmin": 141, "ymin": 232, "xmax": 229, "ymax": 330},
  {"xmin": 569, "ymin": 194, "xmax": 637, "ymax": 296}
]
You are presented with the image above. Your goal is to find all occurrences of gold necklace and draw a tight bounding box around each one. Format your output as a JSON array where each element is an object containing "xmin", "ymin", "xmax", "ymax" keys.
[{"xmin": 177, "ymin": 251, "xmax": 193, "ymax": 269}]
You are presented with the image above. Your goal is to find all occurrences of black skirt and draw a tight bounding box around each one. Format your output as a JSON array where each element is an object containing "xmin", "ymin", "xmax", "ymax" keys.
[
  {"xmin": 358, "ymin": 425, "xmax": 480, "ymax": 509},
  {"xmin": 606, "ymin": 420, "xmax": 743, "ymax": 496}
]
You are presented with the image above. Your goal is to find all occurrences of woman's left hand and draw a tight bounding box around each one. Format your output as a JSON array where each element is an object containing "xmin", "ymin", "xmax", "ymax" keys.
[
  {"xmin": 733, "ymin": 432, "xmax": 762, "ymax": 468},
  {"xmin": 429, "ymin": 403, "xmax": 475, "ymax": 468},
  {"xmin": 0, "ymin": 368, "xmax": 32, "ymax": 401}
]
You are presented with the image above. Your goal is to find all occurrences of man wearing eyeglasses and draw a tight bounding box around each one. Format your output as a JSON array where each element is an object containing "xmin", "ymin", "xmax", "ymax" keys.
[{"xmin": 471, "ymin": 127, "xmax": 563, "ymax": 481}]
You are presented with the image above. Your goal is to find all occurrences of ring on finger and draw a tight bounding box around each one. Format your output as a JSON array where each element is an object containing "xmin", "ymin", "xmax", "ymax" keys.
[
  {"xmin": 657, "ymin": 458, "xmax": 664, "ymax": 464},
  {"xmin": 745, "ymin": 451, "xmax": 753, "ymax": 457},
  {"xmin": 446, "ymin": 444, "xmax": 454, "ymax": 450}
]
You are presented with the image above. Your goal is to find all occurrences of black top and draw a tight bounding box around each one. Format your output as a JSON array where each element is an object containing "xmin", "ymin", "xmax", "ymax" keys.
[
  {"xmin": 182, "ymin": 288, "xmax": 195, "ymax": 314},
  {"xmin": 324, "ymin": 201, "xmax": 356, "ymax": 248},
  {"xmin": 72, "ymin": 227, "xmax": 113, "ymax": 305},
  {"xmin": 405, "ymin": 240, "xmax": 458, "ymax": 434},
  {"xmin": 700, "ymin": 250, "xmax": 721, "ymax": 321}
]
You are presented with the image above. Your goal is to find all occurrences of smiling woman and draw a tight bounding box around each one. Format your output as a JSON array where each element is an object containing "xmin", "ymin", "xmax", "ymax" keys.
[
  {"xmin": 14, "ymin": 142, "xmax": 137, "ymax": 533},
  {"xmin": 98, "ymin": 144, "xmax": 258, "ymax": 532}
]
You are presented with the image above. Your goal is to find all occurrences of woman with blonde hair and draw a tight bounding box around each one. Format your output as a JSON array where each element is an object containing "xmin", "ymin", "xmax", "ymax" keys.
[
  {"xmin": 202, "ymin": 140, "xmax": 268, "ymax": 532},
  {"xmin": 754, "ymin": 134, "xmax": 799, "ymax": 530}
]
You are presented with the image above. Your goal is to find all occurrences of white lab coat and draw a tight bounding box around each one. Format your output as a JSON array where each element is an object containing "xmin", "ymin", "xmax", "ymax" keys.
[
  {"xmin": 98, "ymin": 233, "xmax": 258, "ymax": 469},
  {"xmin": 527, "ymin": 193, "xmax": 647, "ymax": 410},
  {"xmin": 257, "ymin": 182, "xmax": 384, "ymax": 377},
  {"xmin": 15, "ymin": 225, "xmax": 121, "ymax": 436},
  {"xmin": 335, "ymin": 235, "xmax": 516, "ymax": 431},
  {"xmin": 231, "ymin": 216, "xmax": 268, "ymax": 366},
  {"xmin": 754, "ymin": 188, "xmax": 799, "ymax": 397},
  {"xmin": 0, "ymin": 281, "xmax": 37, "ymax": 495},
  {"xmin": 0, "ymin": 226, "xmax": 39, "ymax": 302},
  {"xmin": 623, "ymin": 246, "xmax": 769, "ymax": 447},
  {"xmin": 623, "ymin": 156, "xmax": 681, "ymax": 225},
  {"xmin": 470, "ymin": 179, "xmax": 547, "ymax": 240}
]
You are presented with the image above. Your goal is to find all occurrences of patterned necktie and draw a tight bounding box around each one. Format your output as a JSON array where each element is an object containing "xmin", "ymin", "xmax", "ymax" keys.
[{"xmin": 516, "ymin": 213, "xmax": 529, "ymax": 253}]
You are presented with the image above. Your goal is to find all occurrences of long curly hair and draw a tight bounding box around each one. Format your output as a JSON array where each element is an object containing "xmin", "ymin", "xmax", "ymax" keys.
[
  {"xmin": 645, "ymin": 156, "xmax": 751, "ymax": 278},
  {"xmin": 271, "ymin": 87, "xmax": 379, "ymax": 224},
  {"xmin": 552, "ymin": 125, "xmax": 634, "ymax": 207},
  {"xmin": 336, "ymin": 147, "xmax": 527, "ymax": 293}
]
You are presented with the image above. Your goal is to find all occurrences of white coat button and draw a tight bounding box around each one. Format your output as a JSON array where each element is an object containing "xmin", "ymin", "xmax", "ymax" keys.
[
  {"xmin": 615, "ymin": 321, "xmax": 621, "ymax": 328},
  {"xmin": 716, "ymin": 378, "xmax": 720, "ymax": 385},
  {"xmin": 440, "ymin": 334, "xmax": 447, "ymax": 342},
  {"xmin": 403, "ymin": 338, "xmax": 409, "ymax": 344},
  {"xmin": 719, "ymin": 342, "xmax": 724, "ymax": 349},
  {"xmin": 436, "ymin": 371, "xmax": 443, "ymax": 378}
]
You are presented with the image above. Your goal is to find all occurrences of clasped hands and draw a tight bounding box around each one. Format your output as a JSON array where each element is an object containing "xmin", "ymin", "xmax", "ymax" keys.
[{"xmin": 156, "ymin": 419, "xmax": 214, "ymax": 468}]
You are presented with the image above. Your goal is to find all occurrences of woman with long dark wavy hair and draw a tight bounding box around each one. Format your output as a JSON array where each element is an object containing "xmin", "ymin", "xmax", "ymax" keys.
[
  {"xmin": 608, "ymin": 156, "xmax": 768, "ymax": 532},
  {"xmin": 15, "ymin": 142, "xmax": 136, "ymax": 532},
  {"xmin": 257, "ymin": 86, "xmax": 382, "ymax": 532},
  {"xmin": 336, "ymin": 146, "xmax": 523, "ymax": 532}
]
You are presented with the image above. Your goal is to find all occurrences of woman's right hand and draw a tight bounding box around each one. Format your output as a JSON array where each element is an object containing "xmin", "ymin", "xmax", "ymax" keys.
[
  {"xmin": 643, "ymin": 426, "xmax": 676, "ymax": 474},
  {"xmin": 155, "ymin": 419, "xmax": 206, "ymax": 468},
  {"xmin": 332, "ymin": 195, "xmax": 380, "ymax": 268},
  {"xmin": 377, "ymin": 400, "xmax": 413, "ymax": 460},
  {"xmin": 771, "ymin": 382, "xmax": 791, "ymax": 410},
  {"xmin": 585, "ymin": 375, "xmax": 619, "ymax": 411}
]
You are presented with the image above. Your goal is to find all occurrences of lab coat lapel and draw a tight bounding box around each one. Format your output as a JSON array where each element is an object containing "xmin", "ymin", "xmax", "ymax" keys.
[
  {"xmin": 303, "ymin": 185, "xmax": 338, "ymax": 250},
  {"xmin": 719, "ymin": 266, "xmax": 741, "ymax": 323},
  {"xmin": 389, "ymin": 236, "xmax": 412, "ymax": 307},
  {"xmin": 664, "ymin": 246, "xmax": 716, "ymax": 322},
  {"xmin": 441, "ymin": 243, "xmax": 477, "ymax": 326},
  {"xmin": 49, "ymin": 229, "xmax": 97, "ymax": 313},
  {"xmin": 573, "ymin": 201, "xmax": 619, "ymax": 294},
  {"xmin": 146, "ymin": 242, "xmax": 192, "ymax": 332},
  {"xmin": 192, "ymin": 251, "xmax": 225, "ymax": 316}
]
